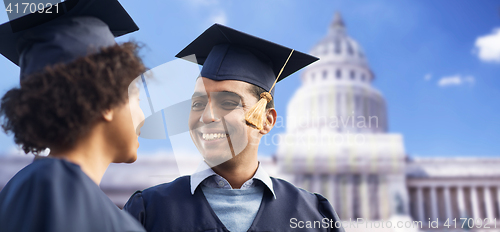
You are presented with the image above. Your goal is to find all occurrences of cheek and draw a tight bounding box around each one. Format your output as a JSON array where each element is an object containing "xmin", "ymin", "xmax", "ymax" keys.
[
  {"xmin": 223, "ymin": 110, "xmax": 248, "ymax": 136},
  {"xmin": 247, "ymin": 128, "xmax": 260, "ymax": 143},
  {"xmin": 188, "ymin": 111, "xmax": 204, "ymax": 132}
]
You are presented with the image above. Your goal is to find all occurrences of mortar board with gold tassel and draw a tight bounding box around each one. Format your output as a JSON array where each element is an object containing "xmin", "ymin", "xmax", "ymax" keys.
[{"xmin": 176, "ymin": 23, "xmax": 319, "ymax": 130}]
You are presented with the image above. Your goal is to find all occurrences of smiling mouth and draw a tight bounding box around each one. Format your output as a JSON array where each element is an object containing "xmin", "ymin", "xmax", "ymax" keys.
[{"xmin": 200, "ymin": 132, "xmax": 228, "ymax": 141}]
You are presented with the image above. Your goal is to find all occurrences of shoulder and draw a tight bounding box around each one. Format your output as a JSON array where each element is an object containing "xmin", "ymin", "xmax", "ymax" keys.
[
  {"xmin": 142, "ymin": 175, "xmax": 190, "ymax": 196},
  {"xmin": 0, "ymin": 158, "xmax": 133, "ymax": 232},
  {"xmin": 128, "ymin": 176, "xmax": 191, "ymax": 203},
  {"xmin": 270, "ymin": 177, "xmax": 340, "ymax": 220},
  {"xmin": 1, "ymin": 158, "xmax": 88, "ymax": 197},
  {"xmin": 123, "ymin": 175, "xmax": 193, "ymax": 225},
  {"xmin": 0, "ymin": 158, "xmax": 122, "ymax": 212},
  {"xmin": 271, "ymin": 177, "xmax": 320, "ymax": 201}
]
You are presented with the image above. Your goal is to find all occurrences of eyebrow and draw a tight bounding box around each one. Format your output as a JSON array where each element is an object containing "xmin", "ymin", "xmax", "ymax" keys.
[
  {"xmin": 216, "ymin": 91, "xmax": 244, "ymax": 100},
  {"xmin": 191, "ymin": 90, "xmax": 244, "ymax": 101},
  {"xmin": 191, "ymin": 92, "xmax": 207, "ymax": 99}
]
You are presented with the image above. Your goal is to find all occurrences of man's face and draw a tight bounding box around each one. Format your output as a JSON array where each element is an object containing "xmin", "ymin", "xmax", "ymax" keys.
[{"xmin": 189, "ymin": 77, "xmax": 260, "ymax": 167}]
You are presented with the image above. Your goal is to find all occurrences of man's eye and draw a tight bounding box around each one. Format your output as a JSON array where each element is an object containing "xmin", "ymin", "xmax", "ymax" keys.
[
  {"xmin": 222, "ymin": 102, "xmax": 237, "ymax": 106},
  {"xmin": 220, "ymin": 101, "xmax": 240, "ymax": 109},
  {"xmin": 192, "ymin": 102, "xmax": 206, "ymax": 110}
]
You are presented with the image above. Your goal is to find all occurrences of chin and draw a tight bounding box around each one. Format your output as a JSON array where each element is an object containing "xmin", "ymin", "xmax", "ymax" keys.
[
  {"xmin": 202, "ymin": 152, "xmax": 233, "ymax": 167},
  {"xmin": 124, "ymin": 154, "xmax": 138, "ymax": 163},
  {"xmin": 113, "ymin": 151, "xmax": 138, "ymax": 164},
  {"xmin": 122, "ymin": 141, "xmax": 140, "ymax": 163}
]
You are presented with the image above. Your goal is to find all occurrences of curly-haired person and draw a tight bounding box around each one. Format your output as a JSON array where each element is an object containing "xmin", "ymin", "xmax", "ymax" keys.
[{"xmin": 0, "ymin": 1, "xmax": 147, "ymax": 232}]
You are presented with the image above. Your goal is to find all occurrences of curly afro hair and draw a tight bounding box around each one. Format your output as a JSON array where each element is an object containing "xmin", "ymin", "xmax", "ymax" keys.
[{"xmin": 0, "ymin": 42, "xmax": 146, "ymax": 155}]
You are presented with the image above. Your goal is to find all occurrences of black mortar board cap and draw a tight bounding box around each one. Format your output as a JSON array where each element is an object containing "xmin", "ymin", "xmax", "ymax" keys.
[
  {"xmin": 175, "ymin": 23, "xmax": 318, "ymax": 95},
  {"xmin": 0, "ymin": 0, "xmax": 138, "ymax": 68}
]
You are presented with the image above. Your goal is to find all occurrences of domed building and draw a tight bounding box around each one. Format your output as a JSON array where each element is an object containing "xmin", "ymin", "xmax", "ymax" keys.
[
  {"xmin": 275, "ymin": 13, "xmax": 500, "ymax": 231},
  {"xmin": 276, "ymin": 12, "xmax": 407, "ymax": 221},
  {"xmin": 288, "ymin": 12, "xmax": 387, "ymax": 134}
]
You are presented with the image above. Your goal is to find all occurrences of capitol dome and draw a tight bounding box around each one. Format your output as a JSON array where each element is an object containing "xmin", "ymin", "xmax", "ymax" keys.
[
  {"xmin": 308, "ymin": 13, "xmax": 370, "ymax": 72},
  {"xmin": 286, "ymin": 12, "xmax": 388, "ymax": 134}
]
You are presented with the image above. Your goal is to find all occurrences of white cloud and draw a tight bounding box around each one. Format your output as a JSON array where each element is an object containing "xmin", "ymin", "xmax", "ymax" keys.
[
  {"xmin": 424, "ymin": 73, "xmax": 432, "ymax": 81},
  {"xmin": 437, "ymin": 74, "xmax": 475, "ymax": 87},
  {"xmin": 182, "ymin": 0, "xmax": 228, "ymax": 26},
  {"xmin": 208, "ymin": 10, "xmax": 227, "ymax": 25},
  {"xmin": 474, "ymin": 28, "xmax": 500, "ymax": 63}
]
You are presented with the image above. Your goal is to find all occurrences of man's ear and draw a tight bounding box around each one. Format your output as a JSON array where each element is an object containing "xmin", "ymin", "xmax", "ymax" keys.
[
  {"xmin": 102, "ymin": 109, "xmax": 114, "ymax": 122},
  {"xmin": 260, "ymin": 108, "xmax": 277, "ymax": 135}
]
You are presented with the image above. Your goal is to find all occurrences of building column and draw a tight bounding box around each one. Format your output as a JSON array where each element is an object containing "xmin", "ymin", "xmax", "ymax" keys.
[
  {"xmin": 416, "ymin": 187, "xmax": 425, "ymax": 222},
  {"xmin": 345, "ymin": 175, "xmax": 353, "ymax": 219},
  {"xmin": 378, "ymin": 175, "xmax": 389, "ymax": 220},
  {"xmin": 369, "ymin": 175, "xmax": 379, "ymax": 220},
  {"xmin": 443, "ymin": 186, "xmax": 453, "ymax": 220},
  {"xmin": 430, "ymin": 186, "xmax": 438, "ymax": 221},
  {"xmin": 360, "ymin": 174, "xmax": 370, "ymax": 220},
  {"xmin": 483, "ymin": 186, "xmax": 494, "ymax": 220},
  {"xmin": 294, "ymin": 174, "xmax": 304, "ymax": 189},
  {"xmin": 457, "ymin": 186, "xmax": 467, "ymax": 218},
  {"xmin": 470, "ymin": 187, "xmax": 480, "ymax": 219},
  {"xmin": 303, "ymin": 175, "xmax": 311, "ymax": 191},
  {"xmin": 329, "ymin": 175, "xmax": 337, "ymax": 210},
  {"xmin": 497, "ymin": 187, "xmax": 500, "ymax": 219},
  {"xmin": 312, "ymin": 174, "xmax": 322, "ymax": 193}
]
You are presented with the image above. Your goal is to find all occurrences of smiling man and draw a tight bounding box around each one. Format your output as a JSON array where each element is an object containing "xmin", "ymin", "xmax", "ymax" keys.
[
  {"xmin": 190, "ymin": 87, "xmax": 251, "ymax": 170},
  {"xmin": 124, "ymin": 24, "xmax": 344, "ymax": 232}
]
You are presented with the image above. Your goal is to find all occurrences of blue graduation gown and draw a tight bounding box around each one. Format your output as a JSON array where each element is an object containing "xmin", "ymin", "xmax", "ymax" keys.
[
  {"xmin": 0, "ymin": 158, "xmax": 145, "ymax": 232},
  {"xmin": 124, "ymin": 176, "xmax": 345, "ymax": 232}
]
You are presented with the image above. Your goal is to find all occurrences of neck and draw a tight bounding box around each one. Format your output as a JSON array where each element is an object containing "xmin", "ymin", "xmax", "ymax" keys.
[
  {"xmin": 211, "ymin": 146, "xmax": 259, "ymax": 189},
  {"xmin": 48, "ymin": 126, "xmax": 113, "ymax": 185}
]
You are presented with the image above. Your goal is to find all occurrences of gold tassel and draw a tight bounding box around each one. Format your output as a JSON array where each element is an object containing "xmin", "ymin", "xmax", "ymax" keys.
[
  {"xmin": 245, "ymin": 49, "xmax": 294, "ymax": 130},
  {"xmin": 245, "ymin": 92, "xmax": 272, "ymax": 130}
]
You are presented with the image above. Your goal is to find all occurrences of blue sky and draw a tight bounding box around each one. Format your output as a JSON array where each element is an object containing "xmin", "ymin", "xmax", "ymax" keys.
[{"xmin": 0, "ymin": 0, "xmax": 499, "ymax": 158}]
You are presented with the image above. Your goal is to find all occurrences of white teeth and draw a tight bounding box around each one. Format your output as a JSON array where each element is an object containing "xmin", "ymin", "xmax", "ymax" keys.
[{"xmin": 201, "ymin": 133, "xmax": 227, "ymax": 141}]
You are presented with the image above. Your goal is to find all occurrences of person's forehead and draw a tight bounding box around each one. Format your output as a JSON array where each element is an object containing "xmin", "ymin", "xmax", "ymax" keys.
[{"xmin": 193, "ymin": 77, "xmax": 253, "ymax": 96}]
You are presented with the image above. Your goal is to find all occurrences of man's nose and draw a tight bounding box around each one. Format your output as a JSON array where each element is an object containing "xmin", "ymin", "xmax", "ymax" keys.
[{"xmin": 201, "ymin": 99, "xmax": 219, "ymax": 124}]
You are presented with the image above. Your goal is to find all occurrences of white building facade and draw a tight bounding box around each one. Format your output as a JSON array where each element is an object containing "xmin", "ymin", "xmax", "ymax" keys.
[
  {"xmin": 276, "ymin": 12, "xmax": 408, "ymax": 222},
  {"xmin": 275, "ymin": 13, "xmax": 500, "ymax": 231}
]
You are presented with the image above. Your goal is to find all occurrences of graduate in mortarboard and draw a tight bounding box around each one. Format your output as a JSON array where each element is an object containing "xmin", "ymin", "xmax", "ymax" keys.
[
  {"xmin": 124, "ymin": 24, "xmax": 344, "ymax": 232},
  {"xmin": 0, "ymin": 0, "xmax": 147, "ymax": 231}
]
